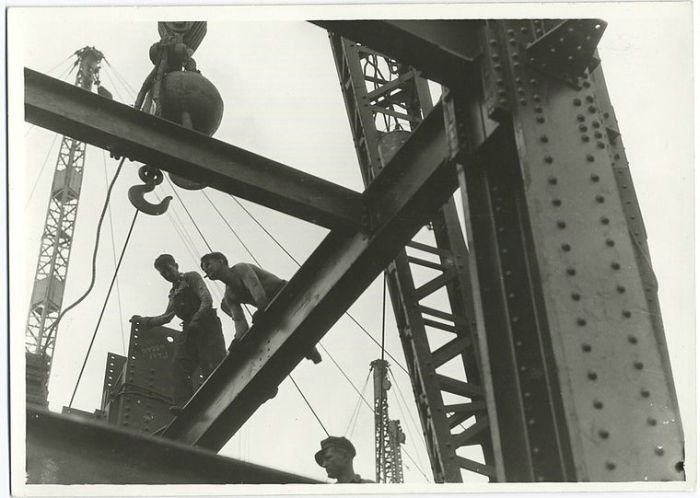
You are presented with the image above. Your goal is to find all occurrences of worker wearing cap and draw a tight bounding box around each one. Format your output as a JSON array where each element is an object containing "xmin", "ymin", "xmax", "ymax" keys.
[
  {"xmin": 315, "ymin": 436, "xmax": 373, "ymax": 483},
  {"xmin": 130, "ymin": 253, "xmax": 225, "ymax": 411},
  {"xmin": 199, "ymin": 251, "xmax": 322, "ymax": 363}
]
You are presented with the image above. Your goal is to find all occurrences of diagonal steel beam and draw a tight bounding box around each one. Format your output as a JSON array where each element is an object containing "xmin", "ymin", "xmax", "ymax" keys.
[
  {"xmin": 24, "ymin": 68, "xmax": 365, "ymax": 231},
  {"xmin": 163, "ymin": 103, "xmax": 454, "ymax": 449},
  {"xmin": 311, "ymin": 20, "xmax": 482, "ymax": 85}
]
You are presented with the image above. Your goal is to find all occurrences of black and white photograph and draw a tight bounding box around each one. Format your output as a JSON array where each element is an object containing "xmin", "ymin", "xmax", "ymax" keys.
[{"xmin": 6, "ymin": 3, "xmax": 695, "ymax": 495}]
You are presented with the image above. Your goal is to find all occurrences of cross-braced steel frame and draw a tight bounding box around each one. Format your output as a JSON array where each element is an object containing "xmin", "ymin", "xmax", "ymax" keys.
[
  {"xmin": 24, "ymin": 19, "xmax": 684, "ymax": 483},
  {"xmin": 330, "ymin": 35, "xmax": 499, "ymax": 482}
]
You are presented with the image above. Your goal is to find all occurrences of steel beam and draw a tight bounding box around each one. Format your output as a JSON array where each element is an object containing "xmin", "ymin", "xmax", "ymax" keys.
[
  {"xmin": 163, "ymin": 104, "xmax": 455, "ymax": 449},
  {"xmin": 26, "ymin": 407, "xmax": 319, "ymax": 484},
  {"xmin": 24, "ymin": 68, "xmax": 364, "ymax": 232},
  {"xmin": 313, "ymin": 20, "xmax": 481, "ymax": 85}
]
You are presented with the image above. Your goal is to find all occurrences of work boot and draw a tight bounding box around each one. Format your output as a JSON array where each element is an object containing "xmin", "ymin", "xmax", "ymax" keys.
[{"xmin": 305, "ymin": 346, "xmax": 323, "ymax": 364}]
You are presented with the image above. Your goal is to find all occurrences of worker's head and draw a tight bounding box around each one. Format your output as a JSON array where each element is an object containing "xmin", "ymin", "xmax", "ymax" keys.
[
  {"xmin": 154, "ymin": 253, "xmax": 179, "ymax": 282},
  {"xmin": 200, "ymin": 252, "xmax": 229, "ymax": 280},
  {"xmin": 315, "ymin": 436, "xmax": 356, "ymax": 479}
]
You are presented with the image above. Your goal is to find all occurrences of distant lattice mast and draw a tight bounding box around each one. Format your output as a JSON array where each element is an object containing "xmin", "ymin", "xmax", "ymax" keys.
[
  {"xmin": 25, "ymin": 47, "xmax": 105, "ymax": 406},
  {"xmin": 371, "ymin": 359, "xmax": 405, "ymax": 483}
]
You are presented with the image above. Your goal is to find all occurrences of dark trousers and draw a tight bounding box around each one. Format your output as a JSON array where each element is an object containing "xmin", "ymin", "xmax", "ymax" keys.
[{"xmin": 172, "ymin": 310, "xmax": 226, "ymax": 405}]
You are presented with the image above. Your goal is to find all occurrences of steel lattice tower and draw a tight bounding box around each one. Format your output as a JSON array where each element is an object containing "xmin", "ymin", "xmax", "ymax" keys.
[
  {"xmin": 330, "ymin": 36, "xmax": 499, "ymax": 482},
  {"xmin": 371, "ymin": 359, "xmax": 405, "ymax": 483},
  {"xmin": 25, "ymin": 47, "xmax": 104, "ymax": 406}
]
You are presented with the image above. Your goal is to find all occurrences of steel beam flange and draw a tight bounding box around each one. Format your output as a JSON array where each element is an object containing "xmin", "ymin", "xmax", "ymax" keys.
[{"xmin": 525, "ymin": 19, "xmax": 608, "ymax": 87}]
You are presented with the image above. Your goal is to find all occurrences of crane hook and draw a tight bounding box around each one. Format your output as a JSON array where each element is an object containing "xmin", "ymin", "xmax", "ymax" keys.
[
  {"xmin": 128, "ymin": 165, "xmax": 172, "ymax": 216},
  {"xmin": 128, "ymin": 183, "xmax": 172, "ymax": 216}
]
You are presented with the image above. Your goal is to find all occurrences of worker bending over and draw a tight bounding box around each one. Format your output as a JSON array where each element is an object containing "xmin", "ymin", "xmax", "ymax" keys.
[
  {"xmin": 315, "ymin": 436, "xmax": 373, "ymax": 483},
  {"xmin": 200, "ymin": 252, "xmax": 322, "ymax": 363},
  {"xmin": 131, "ymin": 254, "xmax": 226, "ymax": 412}
]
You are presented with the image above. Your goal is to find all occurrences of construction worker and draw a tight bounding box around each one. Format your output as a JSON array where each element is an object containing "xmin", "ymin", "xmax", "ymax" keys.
[
  {"xmin": 130, "ymin": 254, "xmax": 226, "ymax": 412},
  {"xmin": 199, "ymin": 252, "xmax": 322, "ymax": 363},
  {"xmin": 315, "ymin": 436, "xmax": 374, "ymax": 483}
]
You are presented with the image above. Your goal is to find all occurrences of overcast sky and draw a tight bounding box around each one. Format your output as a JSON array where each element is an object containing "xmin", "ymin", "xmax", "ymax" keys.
[{"xmin": 9, "ymin": 3, "xmax": 694, "ymax": 488}]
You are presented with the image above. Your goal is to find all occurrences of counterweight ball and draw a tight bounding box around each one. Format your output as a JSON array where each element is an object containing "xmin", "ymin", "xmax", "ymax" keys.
[
  {"xmin": 160, "ymin": 70, "xmax": 223, "ymax": 136},
  {"xmin": 160, "ymin": 71, "xmax": 224, "ymax": 189}
]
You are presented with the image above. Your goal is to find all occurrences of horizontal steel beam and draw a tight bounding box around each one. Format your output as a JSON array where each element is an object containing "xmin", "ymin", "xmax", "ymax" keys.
[
  {"xmin": 26, "ymin": 407, "xmax": 319, "ymax": 484},
  {"xmin": 311, "ymin": 20, "xmax": 482, "ymax": 85},
  {"xmin": 163, "ymin": 103, "xmax": 454, "ymax": 449},
  {"xmin": 24, "ymin": 68, "xmax": 365, "ymax": 231}
]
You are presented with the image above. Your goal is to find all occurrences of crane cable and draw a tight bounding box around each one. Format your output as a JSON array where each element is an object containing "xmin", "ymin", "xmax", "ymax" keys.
[
  {"xmin": 231, "ymin": 196, "xmax": 411, "ymax": 377},
  {"xmin": 69, "ymin": 208, "xmax": 140, "ymax": 407},
  {"xmin": 164, "ymin": 175, "xmax": 213, "ymax": 252},
  {"xmin": 101, "ymin": 151, "xmax": 128, "ymax": 355},
  {"xmin": 288, "ymin": 375, "xmax": 329, "ymax": 437},
  {"xmin": 199, "ymin": 189, "xmax": 329, "ymax": 435},
  {"xmin": 207, "ymin": 194, "xmax": 428, "ymax": 474},
  {"xmin": 40, "ymin": 157, "xmax": 126, "ymax": 356},
  {"xmin": 25, "ymin": 133, "xmax": 59, "ymax": 207},
  {"xmin": 344, "ymin": 369, "xmax": 371, "ymax": 437},
  {"xmin": 167, "ymin": 184, "xmax": 253, "ymax": 319},
  {"xmin": 229, "ymin": 197, "xmax": 446, "ymax": 479}
]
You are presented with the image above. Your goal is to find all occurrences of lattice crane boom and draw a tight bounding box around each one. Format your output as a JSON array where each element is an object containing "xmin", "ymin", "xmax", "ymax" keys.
[
  {"xmin": 25, "ymin": 46, "xmax": 104, "ymax": 406},
  {"xmin": 371, "ymin": 359, "xmax": 405, "ymax": 483}
]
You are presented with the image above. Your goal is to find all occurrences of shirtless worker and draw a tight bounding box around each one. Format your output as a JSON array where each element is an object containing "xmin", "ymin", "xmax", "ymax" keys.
[
  {"xmin": 130, "ymin": 254, "xmax": 226, "ymax": 413},
  {"xmin": 199, "ymin": 251, "xmax": 322, "ymax": 363}
]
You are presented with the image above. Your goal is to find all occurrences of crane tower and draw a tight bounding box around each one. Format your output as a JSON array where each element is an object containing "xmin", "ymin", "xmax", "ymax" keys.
[
  {"xmin": 25, "ymin": 46, "xmax": 105, "ymax": 406},
  {"xmin": 371, "ymin": 359, "xmax": 405, "ymax": 483}
]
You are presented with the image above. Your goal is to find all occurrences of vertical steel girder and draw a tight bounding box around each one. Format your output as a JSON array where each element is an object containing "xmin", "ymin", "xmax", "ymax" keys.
[
  {"xmin": 445, "ymin": 20, "xmax": 683, "ymax": 481},
  {"xmin": 329, "ymin": 34, "xmax": 502, "ymax": 482}
]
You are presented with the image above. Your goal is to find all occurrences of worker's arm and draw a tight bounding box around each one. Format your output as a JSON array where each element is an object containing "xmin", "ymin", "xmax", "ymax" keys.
[
  {"xmin": 185, "ymin": 272, "xmax": 213, "ymax": 323},
  {"xmin": 222, "ymin": 290, "xmax": 249, "ymax": 339},
  {"xmin": 235, "ymin": 264, "xmax": 270, "ymax": 309},
  {"xmin": 230, "ymin": 302, "xmax": 249, "ymax": 339},
  {"xmin": 131, "ymin": 297, "xmax": 175, "ymax": 328}
]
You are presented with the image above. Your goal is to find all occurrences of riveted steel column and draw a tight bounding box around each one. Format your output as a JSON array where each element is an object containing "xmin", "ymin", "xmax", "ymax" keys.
[{"xmin": 453, "ymin": 20, "xmax": 683, "ymax": 481}]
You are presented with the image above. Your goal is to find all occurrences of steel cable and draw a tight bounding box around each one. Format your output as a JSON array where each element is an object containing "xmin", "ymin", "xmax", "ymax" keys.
[
  {"xmin": 230, "ymin": 196, "xmax": 411, "ymax": 376},
  {"xmin": 101, "ymin": 151, "xmax": 127, "ymax": 355},
  {"xmin": 69, "ymin": 209, "xmax": 139, "ymax": 407}
]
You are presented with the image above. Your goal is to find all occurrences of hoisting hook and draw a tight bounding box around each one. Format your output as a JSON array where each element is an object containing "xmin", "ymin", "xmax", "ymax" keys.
[{"xmin": 128, "ymin": 165, "xmax": 172, "ymax": 216}]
